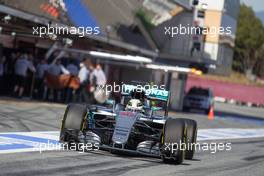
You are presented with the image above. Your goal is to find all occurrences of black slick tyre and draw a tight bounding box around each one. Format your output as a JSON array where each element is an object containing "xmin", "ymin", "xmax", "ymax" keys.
[
  {"xmin": 161, "ymin": 118, "xmax": 186, "ymax": 164},
  {"xmin": 60, "ymin": 104, "xmax": 87, "ymax": 142}
]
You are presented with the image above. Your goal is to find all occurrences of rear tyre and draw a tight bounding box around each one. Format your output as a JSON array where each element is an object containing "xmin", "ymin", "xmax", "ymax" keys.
[
  {"xmin": 184, "ymin": 119, "xmax": 197, "ymax": 160},
  {"xmin": 60, "ymin": 104, "xmax": 87, "ymax": 142},
  {"xmin": 161, "ymin": 118, "xmax": 186, "ymax": 164}
]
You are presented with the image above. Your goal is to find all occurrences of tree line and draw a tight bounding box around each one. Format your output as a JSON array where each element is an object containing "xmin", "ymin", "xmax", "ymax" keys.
[{"xmin": 233, "ymin": 4, "xmax": 264, "ymax": 79}]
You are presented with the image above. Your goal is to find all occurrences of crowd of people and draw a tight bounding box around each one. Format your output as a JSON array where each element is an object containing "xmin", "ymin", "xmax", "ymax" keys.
[{"xmin": 0, "ymin": 51, "xmax": 107, "ymax": 104}]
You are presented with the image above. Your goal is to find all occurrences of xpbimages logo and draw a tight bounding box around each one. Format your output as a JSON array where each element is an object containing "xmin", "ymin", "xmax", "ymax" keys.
[
  {"xmin": 164, "ymin": 24, "xmax": 232, "ymax": 37},
  {"xmin": 163, "ymin": 141, "xmax": 232, "ymax": 154},
  {"xmin": 32, "ymin": 24, "xmax": 100, "ymax": 38},
  {"xmin": 97, "ymin": 83, "xmax": 167, "ymax": 96},
  {"xmin": 33, "ymin": 141, "xmax": 100, "ymax": 154}
]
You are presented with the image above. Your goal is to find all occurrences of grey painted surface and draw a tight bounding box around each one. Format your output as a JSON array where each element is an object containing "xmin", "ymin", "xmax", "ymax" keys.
[{"xmin": 0, "ymin": 99, "xmax": 264, "ymax": 175}]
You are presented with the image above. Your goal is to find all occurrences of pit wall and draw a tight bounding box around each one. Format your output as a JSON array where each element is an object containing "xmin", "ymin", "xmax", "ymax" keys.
[{"xmin": 186, "ymin": 75, "xmax": 264, "ymax": 106}]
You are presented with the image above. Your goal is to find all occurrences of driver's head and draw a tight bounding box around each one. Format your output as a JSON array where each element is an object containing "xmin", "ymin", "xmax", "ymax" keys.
[
  {"xmin": 126, "ymin": 99, "xmax": 143, "ymax": 111},
  {"xmin": 130, "ymin": 89, "xmax": 145, "ymax": 100}
]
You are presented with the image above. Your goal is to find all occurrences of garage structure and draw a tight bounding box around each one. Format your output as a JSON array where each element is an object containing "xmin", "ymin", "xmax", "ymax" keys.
[{"xmin": 0, "ymin": 0, "xmax": 238, "ymax": 110}]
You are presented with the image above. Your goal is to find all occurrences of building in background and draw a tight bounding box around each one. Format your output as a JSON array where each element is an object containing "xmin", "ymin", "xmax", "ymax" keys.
[
  {"xmin": 143, "ymin": 0, "xmax": 240, "ymax": 75},
  {"xmin": 202, "ymin": 0, "xmax": 240, "ymax": 75}
]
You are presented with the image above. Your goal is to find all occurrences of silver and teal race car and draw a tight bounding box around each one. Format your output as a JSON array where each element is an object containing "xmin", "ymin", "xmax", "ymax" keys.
[{"xmin": 60, "ymin": 84, "xmax": 197, "ymax": 164}]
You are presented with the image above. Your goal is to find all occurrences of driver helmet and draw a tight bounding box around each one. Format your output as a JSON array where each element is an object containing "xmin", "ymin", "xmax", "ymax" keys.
[{"xmin": 126, "ymin": 99, "xmax": 143, "ymax": 111}]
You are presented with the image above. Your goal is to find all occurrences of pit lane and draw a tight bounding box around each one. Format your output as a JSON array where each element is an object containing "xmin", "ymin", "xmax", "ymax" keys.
[{"xmin": 0, "ymin": 98, "xmax": 263, "ymax": 176}]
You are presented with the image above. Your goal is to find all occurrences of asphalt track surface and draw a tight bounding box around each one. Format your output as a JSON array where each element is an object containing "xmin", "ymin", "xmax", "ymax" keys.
[{"xmin": 0, "ymin": 98, "xmax": 264, "ymax": 176}]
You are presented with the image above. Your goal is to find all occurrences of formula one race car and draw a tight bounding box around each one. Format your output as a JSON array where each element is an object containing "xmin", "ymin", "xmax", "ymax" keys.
[{"xmin": 60, "ymin": 84, "xmax": 197, "ymax": 164}]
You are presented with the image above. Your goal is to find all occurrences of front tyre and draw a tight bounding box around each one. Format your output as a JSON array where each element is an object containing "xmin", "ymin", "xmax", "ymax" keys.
[
  {"xmin": 60, "ymin": 104, "xmax": 87, "ymax": 143},
  {"xmin": 161, "ymin": 118, "xmax": 186, "ymax": 164}
]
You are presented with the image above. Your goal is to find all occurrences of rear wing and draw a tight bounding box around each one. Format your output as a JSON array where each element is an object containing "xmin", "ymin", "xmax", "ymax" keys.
[{"xmin": 121, "ymin": 84, "xmax": 170, "ymax": 102}]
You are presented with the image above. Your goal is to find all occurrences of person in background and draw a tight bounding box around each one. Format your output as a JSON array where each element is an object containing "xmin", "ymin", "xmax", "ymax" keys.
[
  {"xmin": 35, "ymin": 59, "xmax": 49, "ymax": 99},
  {"xmin": 28, "ymin": 54, "xmax": 37, "ymax": 98},
  {"xmin": 88, "ymin": 62, "xmax": 96, "ymax": 103},
  {"xmin": 0, "ymin": 55, "xmax": 6, "ymax": 94},
  {"xmin": 6, "ymin": 52, "xmax": 18, "ymax": 75},
  {"xmin": 90, "ymin": 63, "xmax": 107, "ymax": 104},
  {"xmin": 66, "ymin": 59, "xmax": 78, "ymax": 76},
  {"xmin": 13, "ymin": 53, "xmax": 36, "ymax": 98},
  {"xmin": 65, "ymin": 59, "xmax": 79, "ymax": 103},
  {"xmin": 6, "ymin": 52, "xmax": 19, "ymax": 93},
  {"xmin": 90, "ymin": 63, "xmax": 106, "ymax": 87},
  {"xmin": 48, "ymin": 59, "xmax": 69, "ymax": 76},
  {"xmin": 77, "ymin": 59, "xmax": 90, "ymax": 102},
  {"xmin": 0, "ymin": 56, "xmax": 5, "ymax": 76},
  {"xmin": 46, "ymin": 59, "xmax": 69, "ymax": 102}
]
